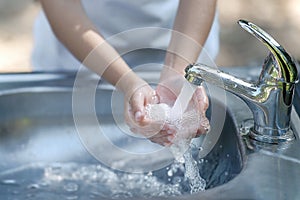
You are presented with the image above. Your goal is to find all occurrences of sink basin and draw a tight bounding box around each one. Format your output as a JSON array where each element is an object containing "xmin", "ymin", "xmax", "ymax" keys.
[
  {"xmin": 0, "ymin": 72, "xmax": 243, "ymax": 199},
  {"xmin": 0, "ymin": 69, "xmax": 299, "ymax": 200}
]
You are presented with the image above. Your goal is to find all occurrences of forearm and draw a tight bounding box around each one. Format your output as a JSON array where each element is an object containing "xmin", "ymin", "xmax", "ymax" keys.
[
  {"xmin": 164, "ymin": 0, "xmax": 217, "ymax": 75},
  {"xmin": 40, "ymin": 0, "xmax": 143, "ymax": 92}
]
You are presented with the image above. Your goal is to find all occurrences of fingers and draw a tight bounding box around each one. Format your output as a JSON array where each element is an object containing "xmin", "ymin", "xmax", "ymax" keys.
[
  {"xmin": 124, "ymin": 85, "xmax": 167, "ymax": 141},
  {"xmin": 125, "ymin": 82, "xmax": 210, "ymax": 146},
  {"xmin": 193, "ymin": 86, "xmax": 209, "ymax": 112},
  {"xmin": 129, "ymin": 121, "xmax": 165, "ymax": 138},
  {"xmin": 147, "ymin": 90, "xmax": 160, "ymax": 105},
  {"xmin": 130, "ymin": 91, "xmax": 145, "ymax": 122},
  {"xmin": 129, "ymin": 120, "xmax": 177, "ymax": 146},
  {"xmin": 156, "ymin": 84, "xmax": 177, "ymax": 105},
  {"xmin": 128, "ymin": 85, "xmax": 159, "ymax": 124},
  {"xmin": 195, "ymin": 116, "xmax": 211, "ymax": 137},
  {"xmin": 148, "ymin": 128, "xmax": 176, "ymax": 146},
  {"xmin": 149, "ymin": 136, "xmax": 172, "ymax": 146},
  {"xmin": 125, "ymin": 98, "xmax": 167, "ymax": 138}
]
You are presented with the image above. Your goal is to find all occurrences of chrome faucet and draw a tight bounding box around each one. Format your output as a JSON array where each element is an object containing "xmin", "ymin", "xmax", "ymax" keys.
[{"xmin": 185, "ymin": 20, "xmax": 299, "ymax": 144}]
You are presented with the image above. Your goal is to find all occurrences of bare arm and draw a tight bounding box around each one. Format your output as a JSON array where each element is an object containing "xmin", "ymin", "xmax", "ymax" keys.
[
  {"xmin": 162, "ymin": 0, "xmax": 217, "ymax": 76},
  {"xmin": 39, "ymin": 0, "xmax": 145, "ymax": 93},
  {"xmin": 40, "ymin": 0, "xmax": 160, "ymax": 133},
  {"xmin": 156, "ymin": 0, "xmax": 215, "ymax": 138}
]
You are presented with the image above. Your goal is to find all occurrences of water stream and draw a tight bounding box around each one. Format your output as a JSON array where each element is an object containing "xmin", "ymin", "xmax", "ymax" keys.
[
  {"xmin": 146, "ymin": 81, "xmax": 207, "ymax": 193},
  {"xmin": 170, "ymin": 82, "xmax": 206, "ymax": 193},
  {"xmin": 170, "ymin": 81, "xmax": 197, "ymax": 121}
]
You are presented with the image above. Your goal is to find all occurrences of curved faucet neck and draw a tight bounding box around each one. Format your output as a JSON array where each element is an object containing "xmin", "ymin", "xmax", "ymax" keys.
[
  {"xmin": 239, "ymin": 20, "xmax": 298, "ymax": 85},
  {"xmin": 185, "ymin": 20, "xmax": 299, "ymax": 144}
]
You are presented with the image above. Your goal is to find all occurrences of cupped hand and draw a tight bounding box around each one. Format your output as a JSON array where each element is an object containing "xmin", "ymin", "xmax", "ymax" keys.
[
  {"xmin": 156, "ymin": 68, "xmax": 210, "ymax": 143},
  {"xmin": 122, "ymin": 69, "xmax": 210, "ymax": 147},
  {"xmin": 123, "ymin": 81, "xmax": 176, "ymax": 146}
]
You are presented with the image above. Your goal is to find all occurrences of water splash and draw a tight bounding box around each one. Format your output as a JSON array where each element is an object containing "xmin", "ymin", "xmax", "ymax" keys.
[
  {"xmin": 183, "ymin": 148, "xmax": 206, "ymax": 193},
  {"xmin": 1, "ymin": 179, "xmax": 18, "ymax": 185},
  {"xmin": 63, "ymin": 182, "xmax": 79, "ymax": 192},
  {"xmin": 146, "ymin": 81, "xmax": 208, "ymax": 193},
  {"xmin": 0, "ymin": 157, "xmax": 207, "ymax": 199},
  {"xmin": 0, "ymin": 162, "xmax": 187, "ymax": 199}
]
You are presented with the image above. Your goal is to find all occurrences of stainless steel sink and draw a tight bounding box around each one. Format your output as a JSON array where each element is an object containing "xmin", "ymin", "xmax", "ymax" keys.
[
  {"xmin": 0, "ymin": 69, "xmax": 299, "ymax": 200},
  {"xmin": 0, "ymin": 71, "xmax": 244, "ymax": 199}
]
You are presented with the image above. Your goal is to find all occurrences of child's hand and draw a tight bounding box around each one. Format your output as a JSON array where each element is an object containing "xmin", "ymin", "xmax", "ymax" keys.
[
  {"xmin": 156, "ymin": 69, "xmax": 210, "ymax": 140},
  {"xmin": 123, "ymin": 82, "xmax": 175, "ymax": 146}
]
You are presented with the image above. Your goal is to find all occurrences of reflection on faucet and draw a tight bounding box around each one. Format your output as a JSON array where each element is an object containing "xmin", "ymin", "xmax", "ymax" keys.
[{"xmin": 185, "ymin": 20, "xmax": 299, "ymax": 144}]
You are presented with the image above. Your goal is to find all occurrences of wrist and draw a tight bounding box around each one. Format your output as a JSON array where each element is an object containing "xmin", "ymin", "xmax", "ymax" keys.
[
  {"xmin": 160, "ymin": 54, "xmax": 188, "ymax": 85},
  {"xmin": 163, "ymin": 52, "xmax": 191, "ymax": 76},
  {"xmin": 116, "ymin": 70, "xmax": 147, "ymax": 96}
]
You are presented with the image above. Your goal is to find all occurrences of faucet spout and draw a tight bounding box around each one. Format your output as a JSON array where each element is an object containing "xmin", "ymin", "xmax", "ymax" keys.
[
  {"xmin": 185, "ymin": 20, "xmax": 299, "ymax": 144},
  {"xmin": 185, "ymin": 64, "xmax": 257, "ymax": 101}
]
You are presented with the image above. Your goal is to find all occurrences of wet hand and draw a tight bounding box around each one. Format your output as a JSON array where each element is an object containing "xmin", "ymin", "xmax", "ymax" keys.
[
  {"xmin": 124, "ymin": 82, "xmax": 176, "ymax": 146},
  {"xmin": 156, "ymin": 74, "xmax": 210, "ymax": 142}
]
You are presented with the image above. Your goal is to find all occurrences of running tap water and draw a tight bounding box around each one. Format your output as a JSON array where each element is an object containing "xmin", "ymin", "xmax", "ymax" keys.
[{"xmin": 145, "ymin": 81, "xmax": 208, "ymax": 193}]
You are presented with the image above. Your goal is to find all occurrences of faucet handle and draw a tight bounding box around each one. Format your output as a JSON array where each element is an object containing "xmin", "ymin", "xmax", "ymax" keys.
[{"xmin": 238, "ymin": 20, "xmax": 298, "ymax": 85}]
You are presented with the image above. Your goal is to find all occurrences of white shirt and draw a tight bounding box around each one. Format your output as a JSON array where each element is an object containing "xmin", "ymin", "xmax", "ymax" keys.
[{"xmin": 31, "ymin": 0, "xmax": 219, "ymax": 71}]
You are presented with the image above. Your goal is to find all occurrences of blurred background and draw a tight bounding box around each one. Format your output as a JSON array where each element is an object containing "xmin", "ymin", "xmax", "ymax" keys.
[{"xmin": 0, "ymin": 0, "xmax": 299, "ymax": 72}]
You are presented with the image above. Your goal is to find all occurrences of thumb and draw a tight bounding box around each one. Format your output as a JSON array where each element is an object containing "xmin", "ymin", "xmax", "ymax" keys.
[
  {"xmin": 193, "ymin": 86, "xmax": 209, "ymax": 112},
  {"xmin": 130, "ymin": 92, "xmax": 145, "ymax": 122}
]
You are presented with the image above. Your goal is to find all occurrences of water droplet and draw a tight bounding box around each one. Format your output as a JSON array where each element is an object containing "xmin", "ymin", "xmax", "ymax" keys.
[
  {"xmin": 39, "ymin": 181, "xmax": 49, "ymax": 187},
  {"xmin": 1, "ymin": 179, "xmax": 18, "ymax": 185},
  {"xmin": 96, "ymin": 165, "xmax": 102, "ymax": 170},
  {"xmin": 226, "ymin": 154, "xmax": 230, "ymax": 158},
  {"xmin": 177, "ymin": 157, "xmax": 185, "ymax": 164},
  {"xmin": 219, "ymin": 145, "xmax": 223, "ymax": 149},
  {"xmin": 147, "ymin": 171, "xmax": 153, "ymax": 176},
  {"xmin": 65, "ymin": 195, "xmax": 78, "ymax": 200},
  {"xmin": 112, "ymin": 191, "xmax": 133, "ymax": 198},
  {"xmin": 145, "ymin": 182, "xmax": 151, "ymax": 188},
  {"xmin": 64, "ymin": 182, "xmax": 79, "ymax": 192},
  {"xmin": 172, "ymin": 176, "xmax": 182, "ymax": 184},
  {"xmin": 224, "ymin": 171, "xmax": 229, "ymax": 176},
  {"xmin": 167, "ymin": 169, "xmax": 173, "ymax": 177},
  {"xmin": 27, "ymin": 183, "xmax": 40, "ymax": 190}
]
